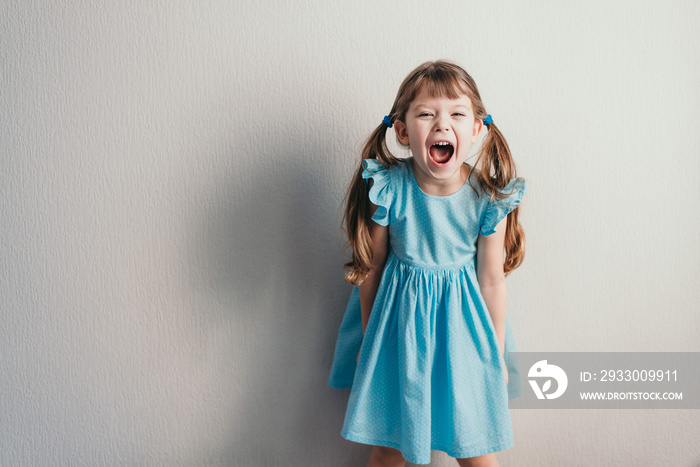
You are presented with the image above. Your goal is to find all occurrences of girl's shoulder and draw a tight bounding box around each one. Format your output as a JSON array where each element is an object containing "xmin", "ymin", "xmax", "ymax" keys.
[
  {"xmin": 362, "ymin": 158, "xmax": 410, "ymax": 226},
  {"xmin": 465, "ymin": 166, "xmax": 528, "ymax": 201},
  {"xmin": 472, "ymin": 171, "xmax": 528, "ymax": 236},
  {"xmin": 363, "ymin": 157, "xmax": 410, "ymax": 177},
  {"xmin": 362, "ymin": 158, "xmax": 411, "ymax": 190}
]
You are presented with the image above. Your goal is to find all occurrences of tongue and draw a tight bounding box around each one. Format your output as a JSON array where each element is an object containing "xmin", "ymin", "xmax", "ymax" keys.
[{"xmin": 430, "ymin": 145, "xmax": 453, "ymax": 163}]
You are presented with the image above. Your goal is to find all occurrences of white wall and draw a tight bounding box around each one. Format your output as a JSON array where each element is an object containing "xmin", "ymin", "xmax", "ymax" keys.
[{"xmin": 2, "ymin": 1, "xmax": 698, "ymax": 466}]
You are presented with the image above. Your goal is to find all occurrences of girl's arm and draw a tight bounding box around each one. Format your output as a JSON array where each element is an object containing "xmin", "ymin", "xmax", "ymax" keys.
[
  {"xmin": 477, "ymin": 217, "xmax": 509, "ymax": 374},
  {"xmin": 359, "ymin": 208, "xmax": 389, "ymax": 334}
]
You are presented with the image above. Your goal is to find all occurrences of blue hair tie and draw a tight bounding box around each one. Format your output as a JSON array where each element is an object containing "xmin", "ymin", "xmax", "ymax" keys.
[
  {"xmin": 382, "ymin": 115, "xmax": 393, "ymax": 128},
  {"xmin": 483, "ymin": 114, "xmax": 493, "ymax": 125}
]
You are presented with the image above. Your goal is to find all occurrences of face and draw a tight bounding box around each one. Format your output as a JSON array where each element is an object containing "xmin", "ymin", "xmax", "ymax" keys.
[{"xmin": 394, "ymin": 87, "xmax": 482, "ymax": 195}]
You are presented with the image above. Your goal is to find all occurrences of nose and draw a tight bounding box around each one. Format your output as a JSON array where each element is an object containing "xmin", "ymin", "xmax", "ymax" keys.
[{"xmin": 434, "ymin": 114, "xmax": 450, "ymax": 132}]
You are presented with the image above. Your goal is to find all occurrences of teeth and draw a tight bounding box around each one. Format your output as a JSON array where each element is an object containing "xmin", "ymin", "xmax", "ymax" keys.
[{"xmin": 433, "ymin": 142, "xmax": 452, "ymax": 146}]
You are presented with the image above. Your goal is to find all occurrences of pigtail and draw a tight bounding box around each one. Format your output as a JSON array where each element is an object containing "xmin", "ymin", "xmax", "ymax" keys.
[
  {"xmin": 477, "ymin": 121, "xmax": 526, "ymax": 275},
  {"xmin": 342, "ymin": 123, "xmax": 399, "ymax": 286},
  {"xmin": 504, "ymin": 206, "xmax": 525, "ymax": 274}
]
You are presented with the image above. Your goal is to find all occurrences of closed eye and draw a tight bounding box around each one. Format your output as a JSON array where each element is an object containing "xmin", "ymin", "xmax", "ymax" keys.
[{"xmin": 418, "ymin": 112, "xmax": 433, "ymax": 117}]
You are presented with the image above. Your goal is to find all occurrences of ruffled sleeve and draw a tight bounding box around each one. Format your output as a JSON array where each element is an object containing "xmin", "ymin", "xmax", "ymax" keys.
[
  {"xmin": 480, "ymin": 178, "xmax": 528, "ymax": 236},
  {"xmin": 362, "ymin": 159, "xmax": 394, "ymax": 226}
]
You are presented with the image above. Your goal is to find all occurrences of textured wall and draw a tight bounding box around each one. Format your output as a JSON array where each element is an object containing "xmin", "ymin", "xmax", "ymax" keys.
[{"xmin": 1, "ymin": 1, "xmax": 699, "ymax": 466}]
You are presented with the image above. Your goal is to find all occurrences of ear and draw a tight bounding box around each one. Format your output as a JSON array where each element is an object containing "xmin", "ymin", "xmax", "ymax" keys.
[
  {"xmin": 472, "ymin": 119, "xmax": 484, "ymax": 143},
  {"xmin": 394, "ymin": 120, "xmax": 410, "ymax": 145}
]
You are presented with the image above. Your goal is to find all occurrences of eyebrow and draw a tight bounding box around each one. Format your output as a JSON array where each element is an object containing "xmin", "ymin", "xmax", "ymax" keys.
[{"xmin": 411, "ymin": 102, "xmax": 472, "ymax": 110}]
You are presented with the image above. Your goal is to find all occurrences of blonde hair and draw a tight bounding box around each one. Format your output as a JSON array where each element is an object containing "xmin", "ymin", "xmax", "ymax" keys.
[{"xmin": 343, "ymin": 60, "xmax": 526, "ymax": 285}]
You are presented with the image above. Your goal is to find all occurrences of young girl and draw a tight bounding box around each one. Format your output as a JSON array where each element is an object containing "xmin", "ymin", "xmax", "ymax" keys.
[{"xmin": 328, "ymin": 60, "xmax": 527, "ymax": 467}]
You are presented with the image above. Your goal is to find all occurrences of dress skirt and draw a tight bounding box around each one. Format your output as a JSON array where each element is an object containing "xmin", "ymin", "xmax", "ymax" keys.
[{"xmin": 328, "ymin": 252, "xmax": 521, "ymax": 464}]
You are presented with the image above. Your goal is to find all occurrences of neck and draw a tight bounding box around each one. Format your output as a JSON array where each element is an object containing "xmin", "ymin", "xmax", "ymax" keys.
[{"xmin": 410, "ymin": 158, "xmax": 468, "ymax": 197}]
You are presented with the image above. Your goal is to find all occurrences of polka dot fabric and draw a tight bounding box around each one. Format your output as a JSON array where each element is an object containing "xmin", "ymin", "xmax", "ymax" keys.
[{"xmin": 328, "ymin": 158, "xmax": 527, "ymax": 465}]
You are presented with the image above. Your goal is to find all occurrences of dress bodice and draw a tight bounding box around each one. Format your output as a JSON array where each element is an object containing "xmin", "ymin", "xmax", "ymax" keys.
[{"xmin": 363, "ymin": 158, "xmax": 527, "ymax": 270}]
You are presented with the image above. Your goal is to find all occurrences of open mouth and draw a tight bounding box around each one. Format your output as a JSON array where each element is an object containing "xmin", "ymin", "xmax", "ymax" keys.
[{"xmin": 429, "ymin": 142, "xmax": 454, "ymax": 165}]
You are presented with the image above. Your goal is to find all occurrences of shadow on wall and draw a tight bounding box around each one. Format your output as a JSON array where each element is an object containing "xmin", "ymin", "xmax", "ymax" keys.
[{"xmin": 187, "ymin": 143, "xmax": 368, "ymax": 465}]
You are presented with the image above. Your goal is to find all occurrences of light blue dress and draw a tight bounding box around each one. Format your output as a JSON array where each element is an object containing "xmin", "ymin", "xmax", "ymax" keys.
[{"xmin": 328, "ymin": 158, "xmax": 527, "ymax": 465}]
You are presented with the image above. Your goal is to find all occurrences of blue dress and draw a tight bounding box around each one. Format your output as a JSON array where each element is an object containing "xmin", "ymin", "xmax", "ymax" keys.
[{"xmin": 328, "ymin": 158, "xmax": 527, "ymax": 465}]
